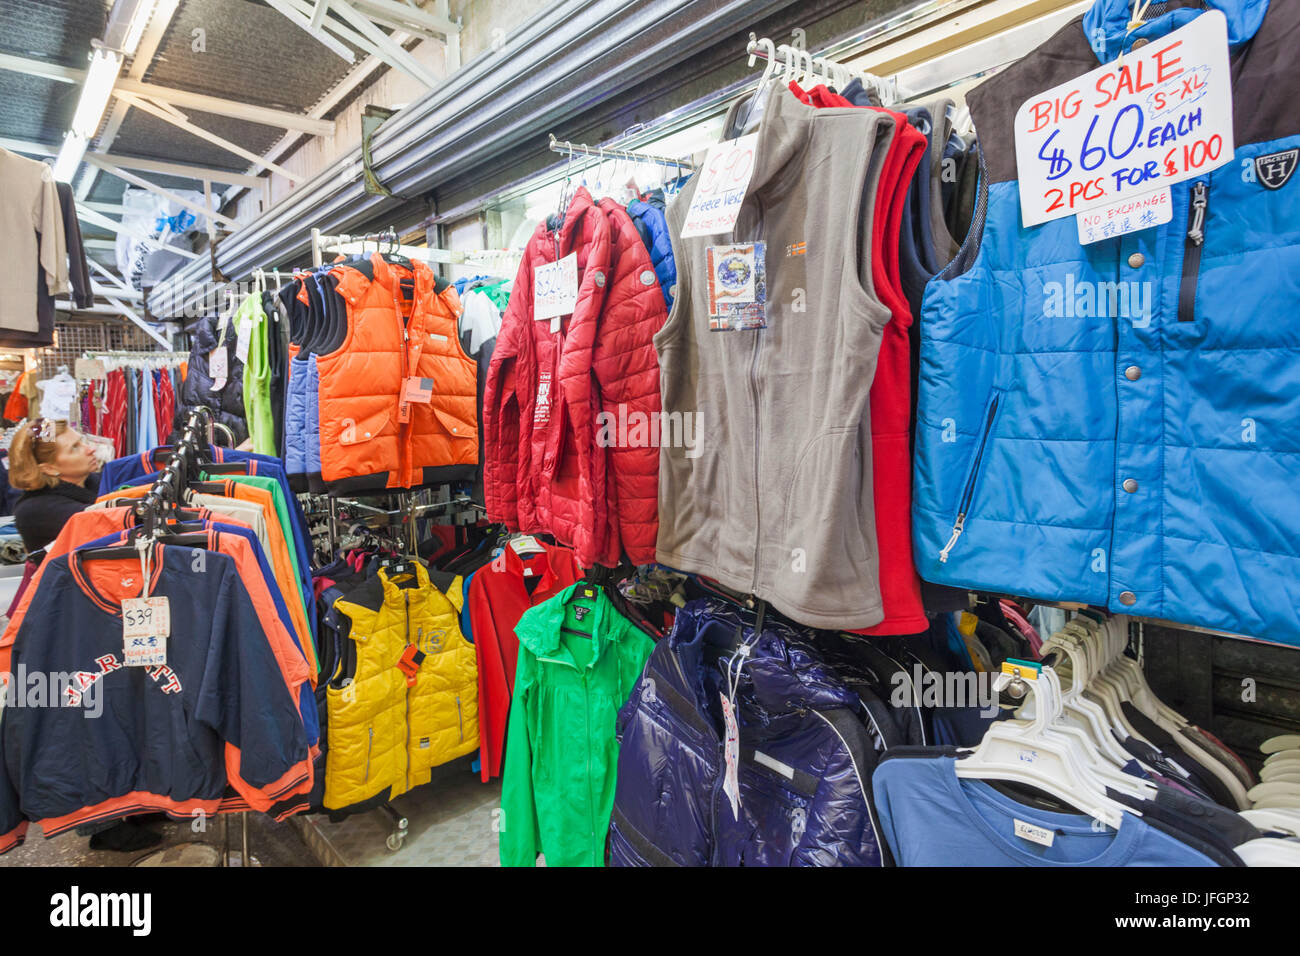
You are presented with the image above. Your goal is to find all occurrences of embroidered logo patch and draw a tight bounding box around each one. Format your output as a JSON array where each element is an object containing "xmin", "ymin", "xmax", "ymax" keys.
[{"xmin": 1255, "ymin": 149, "xmax": 1299, "ymax": 190}]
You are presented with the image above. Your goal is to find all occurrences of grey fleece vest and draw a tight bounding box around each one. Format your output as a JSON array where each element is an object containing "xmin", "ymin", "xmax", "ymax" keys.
[{"xmin": 656, "ymin": 85, "xmax": 895, "ymax": 629}]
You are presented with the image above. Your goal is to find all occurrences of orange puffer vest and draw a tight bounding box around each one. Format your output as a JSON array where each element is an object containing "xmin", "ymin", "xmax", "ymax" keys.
[{"xmin": 317, "ymin": 254, "xmax": 478, "ymax": 492}]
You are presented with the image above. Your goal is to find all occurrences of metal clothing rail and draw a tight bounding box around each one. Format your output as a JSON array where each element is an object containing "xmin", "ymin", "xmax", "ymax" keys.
[
  {"xmin": 546, "ymin": 133, "xmax": 695, "ymax": 172},
  {"xmin": 310, "ymin": 226, "xmax": 520, "ymax": 269}
]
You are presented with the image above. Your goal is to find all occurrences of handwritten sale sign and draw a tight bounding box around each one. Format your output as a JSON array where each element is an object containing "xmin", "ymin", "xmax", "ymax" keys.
[
  {"xmin": 1014, "ymin": 10, "xmax": 1233, "ymax": 227},
  {"xmin": 681, "ymin": 134, "xmax": 759, "ymax": 238}
]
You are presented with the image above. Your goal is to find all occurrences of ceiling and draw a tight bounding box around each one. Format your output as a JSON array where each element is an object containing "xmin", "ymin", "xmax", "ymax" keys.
[{"xmin": 0, "ymin": 0, "xmax": 393, "ymax": 307}]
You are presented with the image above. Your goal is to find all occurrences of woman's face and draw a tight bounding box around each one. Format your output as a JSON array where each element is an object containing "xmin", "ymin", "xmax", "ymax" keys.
[{"xmin": 42, "ymin": 428, "xmax": 99, "ymax": 486}]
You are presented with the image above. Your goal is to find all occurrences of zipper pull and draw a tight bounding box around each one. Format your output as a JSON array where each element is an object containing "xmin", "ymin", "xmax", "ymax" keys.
[
  {"xmin": 939, "ymin": 514, "xmax": 966, "ymax": 563},
  {"xmin": 1187, "ymin": 181, "xmax": 1208, "ymax": 246}
]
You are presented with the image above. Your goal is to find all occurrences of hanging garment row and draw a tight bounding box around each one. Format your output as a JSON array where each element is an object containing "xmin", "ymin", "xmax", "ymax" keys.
[
  {"xmin": 484, "ymin": 183, "xmax": 679, "ymax": 568},
  {"xmin": 0, "ymin": 414, "xmax": 319, "ymax": 854},
  {"xmin": 79, "ymin": 359, "xmax": 184, "ymax": 458}
]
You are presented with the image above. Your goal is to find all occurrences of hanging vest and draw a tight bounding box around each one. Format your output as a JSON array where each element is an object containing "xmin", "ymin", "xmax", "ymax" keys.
[
  {"xmin": 913, "ymin": 0, "xmax": 1300, "ymax": 644},
  {"xmin": 324, "ymin": 564, "xmax": 478, "ymax": 811},
  {"xmin": 656, "ymin": 85, "xmax": 896, "ymax": 629}
]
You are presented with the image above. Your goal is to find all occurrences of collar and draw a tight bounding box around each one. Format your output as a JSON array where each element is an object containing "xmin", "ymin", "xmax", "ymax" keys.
[
  {"xmin": 517, "ymin": 582, "xmax": 611, "ymax": 668},
  {"xmin": 378, "ymin": 561, "xmax": 432, "ymax": 603},
  {"xmin": 69, "ymin": 541, "xmax": 167, "ymax": 616},
  {"xmin": 498, "ymin": 542, "xmax": 563, "ymax": 593}
]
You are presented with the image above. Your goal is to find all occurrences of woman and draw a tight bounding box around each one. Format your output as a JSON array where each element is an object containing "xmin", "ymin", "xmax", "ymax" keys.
[{"xmin": 7, "ymin": 418, "xmax": 162, "ymax": 853}]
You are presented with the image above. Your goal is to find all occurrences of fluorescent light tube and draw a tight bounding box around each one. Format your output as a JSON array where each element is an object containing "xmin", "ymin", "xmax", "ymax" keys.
[
  {"xmin": 70, "ymin": 47, "xmax": 124, "ymax": 139},
  {"xmin": 52, "ymin": 133, "xmax": 88, "ymax": 183}
]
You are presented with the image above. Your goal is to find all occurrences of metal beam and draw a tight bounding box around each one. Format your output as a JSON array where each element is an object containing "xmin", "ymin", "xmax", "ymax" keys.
[
  {"xmin": 0, "ymin": 51, "xmax": 336, "ymax": 135},
  {"xmin": 0, "ymin": 134, "xmax": 266, "ymax": 188},
  {"xmin": 113, "ymin": 92, "xmax": 304, "ymax": 183},
  {"xmin": 327, "ymin": 0, "xmax": 440, "ymax": 88},
  {"xmin": 349, "ymin": 0, "xmax": 460, "ymax": 38},
  {"xmin": 264, "ymin": 0, "xmax": 357, "ymax": 62},
  {"xmin": 101, "ymin": 293, "xmax": 173, "ymax": 348},
  {"xmin": 83, "ymin": 154, "xmax": 239, "ymax": 229},
  {"xmin": 84, "ymin": 0, "xmax": 182, "ymax": 200}
]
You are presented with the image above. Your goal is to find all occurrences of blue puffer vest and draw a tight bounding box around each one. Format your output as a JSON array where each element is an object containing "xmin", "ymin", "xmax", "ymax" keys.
[
  {"xmin": 626, "ymin": 197, "xmax": 676, "ymax": 308},
  {"xmin": 608, "ymin": 600, "xmax": 889, "ymax": 867},
  {"xmin": 913, "ymin": 0, "xmax": 1300, "ymax": 645},
  {"xmin": 285, "ymin": 354, "xmax": 310, "ymax": 482}
]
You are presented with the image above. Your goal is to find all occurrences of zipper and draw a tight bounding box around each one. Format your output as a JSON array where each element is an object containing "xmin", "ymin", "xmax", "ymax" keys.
[
  {"xmin": 746, "ymin": 200, "xmax": 766, "ymax": 593},
  {"xmin": 939, "ymin": 391, "xmax": 1001, "ymax": 563},
  {"xmin": 584, "ymin": 672, "xmax": 596, "ymax": 860},
  {"xmin": 364, "ymin": 726, "xmax": 374, "ymax": 781},
  {"xmin": 1178, "ymin": 180, "xmax": 1208, "ymax": 323},
  {"xmin": 403, "ymin": 589, "xmax": 412, "ymax": 784},
  {"xmin": 455, "ymin": 695, "xmax": 464, "ymax": 742}
]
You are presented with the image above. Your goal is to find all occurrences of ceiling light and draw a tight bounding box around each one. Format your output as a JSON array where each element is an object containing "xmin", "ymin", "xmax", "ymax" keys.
[
  {"xmin": 52, "ymin": 133, "xmax": 88, "ymax": 183},
  {"xmin": 70, "ymin": 45, "xmax": 124, "ymax": 139},
  {"xmin": 105, "ymin": 0, "xmax": 161, "ymax": 56}
]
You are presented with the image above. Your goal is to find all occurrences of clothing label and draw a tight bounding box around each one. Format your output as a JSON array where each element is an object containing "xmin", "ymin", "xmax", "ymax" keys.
[
  {"xmin": 681, "ymin": 134, "xmax": 759, "ymax": 237},
  {"xmin": 534, "ymin": 253, "xmax": 578, "ymax": 321},
  {"xmin": 1014, "ymin": 10, "xmax": 1234, "ymax": 226},
  {"xmin": 122, "ymin": 597, "xmax": 170, "ymax": 667},
  {"xmin": 235, "ymin": 317, "xmax": 252, "ymax": 365},
  {"xmin": 572, "ymin": 605, "xmax": 590, "ymax": 622},
  {"xmin": 509, "ymin": 535, "xmax": 541, "ymax": 555},
  {"xmin": 1076, "ymin": 187, "xmax": 1172, "ymax": 243},
  {"xmin": 401, "ymin": 376, "xmax": 434, "ymax": 405},
  {"xmin": 1013, "ymin": 818, "xmax": 1056, "ymax": 847},
  {"xmin": 533, "ymin": 369, "xmax": 552, "ymax": 427},
  {"xmin": 720, "ymin": 692, "xmax": 741, "ymax": 820},
  {"xmin": 706, "ymin": 242, "xmax": 767, "ymax": 330},
  {"xmin": 209, "ymin": 348, "xmax": 228, "ymax": 392}
]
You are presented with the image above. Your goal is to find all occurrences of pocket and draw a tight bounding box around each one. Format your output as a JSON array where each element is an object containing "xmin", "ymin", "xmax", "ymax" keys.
[
  {"xmin": 781, "ymin": 427, "xmax": 874, "ymax": 572},
  {"xmin": 1178, "ymin": 179, "xmax": 1209, "ymax": 323},
  {"xmin": 337, "ymin": 408, "xmax": 392, "ymax": 446},
  {"xmin": 938, "ymin": 387, "xmax": 1004, "ymax": 564}
]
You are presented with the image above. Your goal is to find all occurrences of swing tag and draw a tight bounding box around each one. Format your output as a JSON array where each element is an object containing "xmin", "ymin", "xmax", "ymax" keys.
[
  {"xmin": 401, "ymin": 376, "xmax": 434, "ymax": 405},
  {"xmin": 235, "ymin": 317, "xmax": 252, "ymax": 364},
  {"xmin": 706, "ymin": 242, "xmax": 767, "ymax": 330},
  {"xmin": 209, "ymin": 349, "xmax": 228, "ymax": 391},
  {"xmin": 720, "ymin": 692, "xmax": 741, "ymax": 820},
  {"xmin": 122, "ymin": 597, "xmax": 170, "ymax": 667}
]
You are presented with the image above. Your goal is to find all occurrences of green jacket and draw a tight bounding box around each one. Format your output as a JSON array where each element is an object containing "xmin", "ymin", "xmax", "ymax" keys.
[
  {"xmin": 499, "ymin": 583, "xmax": 654, "ymax": 867},
  {"xmin": 238, "ymin": 292, "xmax": 276, "ymax": 456}
]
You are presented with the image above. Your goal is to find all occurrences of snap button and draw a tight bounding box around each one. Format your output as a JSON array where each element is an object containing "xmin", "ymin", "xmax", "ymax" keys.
[
  {"xmin": 1123, "ymin": 478, "xmax": 1139, "ymax": 493},
  {"xmin": 364, "ymin": 432, "xmax": 371, "ymax": 438},
  {"xmin": 669, "ymin": 284, "xmax": 677, "ymax": 299},
  {"xmin": 1119, "ymin": 590, "xmax": 1137, "ymax": 606},
  {"xmin": 1131, "ymin": 37, "xmax": 1149, "ymax": 49},
  {"xmin": 1128, "ymin": 252, "xmax": 1145, "ymax": 268},
  {"xmin": 451, "ymin": 427, "xmax": 457, "ymax": 434},
  {"xmin": 593, "ymin": 271, "xmax": 606, "ymax": 287},
  {"xmin": 1125, "ymin": 366, "xmax": 1142, "ymax": 381},
  {"xmin": 640, "ymin": 270, "xmax": 656, "ymax": 286}
]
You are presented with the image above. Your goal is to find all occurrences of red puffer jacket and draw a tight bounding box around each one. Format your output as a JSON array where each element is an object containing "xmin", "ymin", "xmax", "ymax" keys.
[
  {"xmin": 484, "ymin": 188, "xmax": 612, "ymax": 563},
  {"xmin": 484, "ymin": 188, "xmax": 667, "ymax": 566}
]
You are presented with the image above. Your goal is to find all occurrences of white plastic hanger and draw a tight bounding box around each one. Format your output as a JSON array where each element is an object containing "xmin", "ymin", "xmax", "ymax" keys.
[
  {"xmin": 1263, "ymin": 750, "xmax": 1300, "ymax": 768},
  {"xmin": 1234, "ymin": 838, "xmax": 1300, "ymax": 866},
  {"xmin": 1247, "ymin": 781, "xmax": 1300, "ymax": 807},
  {"xmin": 1035, "ymin": 637, "xmax": 1134, "ymax": 767},
  {"xmin": 1259, "ymin": 766, "xmax": 1300, "ymax": 784},
  {"xmin": 1240, "ymin": 807, "xmax": 1300, "ymax": 835},
  {"xmin": 1262, "ymin": 735, "xmax": 1300, "ymax": 754},
  {"xmin": 955, "ymin": 667, "xmax": 1132, "ymax": 829}
]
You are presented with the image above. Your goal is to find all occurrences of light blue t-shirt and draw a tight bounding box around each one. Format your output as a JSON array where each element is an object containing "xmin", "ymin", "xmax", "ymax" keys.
[{"xmin": 872, "ymin": 755, "xmax": 1220, "ymax": 866}]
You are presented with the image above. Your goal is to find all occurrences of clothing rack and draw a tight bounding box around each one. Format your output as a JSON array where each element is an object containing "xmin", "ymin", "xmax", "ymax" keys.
[
  {"xmin": 323, "ymin": 487, "xmax": 482, "ymax": 559},
  {"xmin": 310, "ymin": 227, "xmax": 514, "ymax": 269},
  {"xmin": 546, "ymin": 133, "xmax": 696, "ymax": 173},
  {"xmin": 744, "ymin": 33, "xmax": 905, "ymax": 106}
]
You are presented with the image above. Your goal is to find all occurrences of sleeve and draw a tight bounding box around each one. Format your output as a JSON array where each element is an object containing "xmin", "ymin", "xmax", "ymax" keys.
[
  {"xmin": 498, "ymin": 647, "xmax": 542, "ymax": 866},
  {"xmin": 57, "ymin": 183, "xmax": 93, "ymax": 309},
  {"xmin": 36, "ymin": 176, "xmax": 69, "ymax": 297},
  {"xmin": 196, "ymin": 563, "xmax": 312, "ymax": 812},
  {"xmin": 482, "ymin": 289, "xmax": 522, "ymax": 529},
  {"xmin": 0, "ymin": 681, "xmax": 30, "ymax": 854}
]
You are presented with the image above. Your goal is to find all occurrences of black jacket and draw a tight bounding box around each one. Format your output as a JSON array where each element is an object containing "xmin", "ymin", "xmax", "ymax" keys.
[{"xmin": 13, "ymin": 475, "xmax": 99, "ymax": 556}]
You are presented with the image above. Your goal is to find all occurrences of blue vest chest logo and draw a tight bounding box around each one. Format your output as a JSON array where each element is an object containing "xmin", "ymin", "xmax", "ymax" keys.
[{"xmin": 1254, "ymin": 149, "xmax": 1298, "ymax": 190}]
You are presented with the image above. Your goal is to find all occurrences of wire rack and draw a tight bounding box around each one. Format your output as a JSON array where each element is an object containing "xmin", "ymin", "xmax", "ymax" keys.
[{"xmin": 37, "ymin": 322, "xmax": 159, "ymax": 378}]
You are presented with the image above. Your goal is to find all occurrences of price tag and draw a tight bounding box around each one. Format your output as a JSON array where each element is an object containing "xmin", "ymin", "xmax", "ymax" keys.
[
  {"xmin": 1014, "ymin": 10, "xmax": 1233, "ymax": 227},
  {"xmin": 720, "ymin": 691, "xmax": 741, "ymax": 820},
  {"xmin": 209, "ymin": 348, "xmax": 228, "ymax": 392},
  {"xmin": 401, "ymin": 376, "xmax": 434, "ymax": 405},
  {"xmin": 122, "ymin": 596, "xmax": 170, "ymax": 667},
  {"xmin": 235, "ymin": 317, "xmax": 252, "ymax": 364},
  {"xmin": 681, "ymin": 134, "xmax": 758, "ymax": 238},
  {"xmin": 534, "ymin": 253, "xmax": 578, "ymax": 322},
  {"xmin": 1077, "ymin": 186, "xmax": 1172, "ymax": 243}
]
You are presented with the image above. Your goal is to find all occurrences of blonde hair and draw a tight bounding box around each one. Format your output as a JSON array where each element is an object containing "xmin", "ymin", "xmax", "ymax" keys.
[{"xmin": 8, "ymin": 419, "xmax": 69, "ymax": 491}]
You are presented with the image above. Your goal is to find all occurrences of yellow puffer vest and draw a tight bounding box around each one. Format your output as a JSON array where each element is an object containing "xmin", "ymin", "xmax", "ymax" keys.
[{"xmin": 325, "ymin": 563, "xmax": 478, "ymax": 810}]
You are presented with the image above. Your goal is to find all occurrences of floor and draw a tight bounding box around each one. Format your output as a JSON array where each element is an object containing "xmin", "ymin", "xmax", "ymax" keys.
[
  {"xmin": 0, "ymin": 756, "xmax": 511, "ymax": 868},
  {"xmin": 295, "ymin": 756, "xmax": 521, "ymax": 867},
  {"xmin": 0, "ymin": 811, "xmax": 319, "ymax": 868}
]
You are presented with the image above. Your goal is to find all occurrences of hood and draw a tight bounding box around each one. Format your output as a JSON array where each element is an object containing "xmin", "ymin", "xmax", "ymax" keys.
[
  {"xmin": 671, "ymin": 599, "xmax": 858, "ymax": 715},
  {"xmin": 1084, "ymin": 0, "xmax": 1269, "ymax": 61}
]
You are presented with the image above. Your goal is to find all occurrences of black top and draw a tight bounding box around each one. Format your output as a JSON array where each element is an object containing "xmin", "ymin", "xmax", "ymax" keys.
[{"xmin": 13, "ymin": 474, "xmax": 99, "ymax": 556}]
